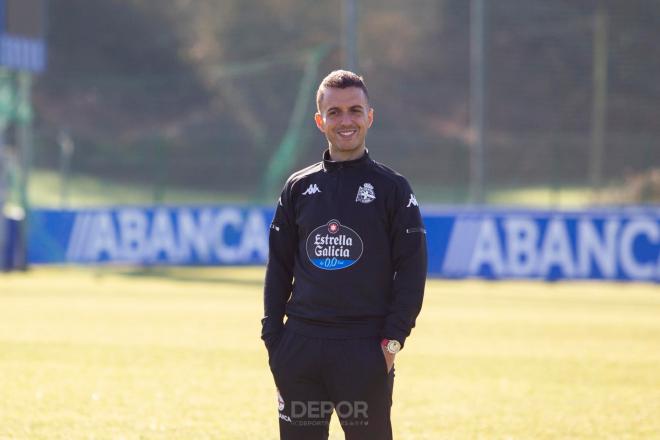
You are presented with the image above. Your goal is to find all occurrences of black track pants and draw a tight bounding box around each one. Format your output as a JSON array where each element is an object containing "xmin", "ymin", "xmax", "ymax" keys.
[{"xmin": 268, "ymin": 328, "xmax": 395, "ymax": 440}]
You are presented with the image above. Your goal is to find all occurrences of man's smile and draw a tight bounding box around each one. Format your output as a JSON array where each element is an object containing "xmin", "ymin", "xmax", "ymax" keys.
[{"xmin": 337, "ymin": 129, "xmax": 358, "ymax": 138}]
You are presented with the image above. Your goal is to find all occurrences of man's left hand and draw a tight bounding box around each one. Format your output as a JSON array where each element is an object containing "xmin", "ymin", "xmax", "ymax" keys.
[{"xmin": 381, "ymin": 346, "xmax": 395, "ymax": 373}]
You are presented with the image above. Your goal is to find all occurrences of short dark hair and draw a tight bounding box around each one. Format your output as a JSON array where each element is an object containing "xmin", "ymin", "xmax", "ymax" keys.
[{"xmin": 316, "ymin": 70, "xmax": 369, "ymax": 111}]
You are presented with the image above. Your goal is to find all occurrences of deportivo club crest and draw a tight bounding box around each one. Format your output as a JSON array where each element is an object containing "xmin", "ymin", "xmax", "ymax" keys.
[{"xmin": 355, "ymin": 183, "xmax": 376, "ymax": 204}]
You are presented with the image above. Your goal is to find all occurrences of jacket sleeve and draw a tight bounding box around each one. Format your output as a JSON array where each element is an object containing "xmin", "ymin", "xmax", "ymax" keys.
[
  {"xmin": 381, "ymin": 177, "xmax": 427, "ymax": 349},
  {"xmin": 261, "ymin": 180, "xmax": 297, "ymax": 351}
]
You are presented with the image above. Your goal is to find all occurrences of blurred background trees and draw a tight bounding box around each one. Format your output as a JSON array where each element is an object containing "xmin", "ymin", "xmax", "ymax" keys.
[{"xmin": 29, "ymin": 0, "xmax": 660, "ymax": 205}]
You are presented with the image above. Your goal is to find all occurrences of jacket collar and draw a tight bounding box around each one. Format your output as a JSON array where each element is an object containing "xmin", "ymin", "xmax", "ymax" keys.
[{"xmin": 322, "ymin": 148, "xmax": 371, "ymax": 172}]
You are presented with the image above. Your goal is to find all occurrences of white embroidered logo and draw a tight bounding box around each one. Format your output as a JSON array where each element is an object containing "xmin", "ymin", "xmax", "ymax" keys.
[
  {"xmin": 302, "ymin": 184, "xmax": 321, "ymax": 195},
  {"xmin": 407, "ymin": 194, "xmax": 418, "ymax": 207},
  {"xmin": 355, "ymin": 183, "xmax": 376, "ymax": 204}
]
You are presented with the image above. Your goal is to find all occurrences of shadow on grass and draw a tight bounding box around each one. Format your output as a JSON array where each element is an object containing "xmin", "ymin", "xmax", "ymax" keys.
[{"xmin": 107, "ymin": 267, "xmax": 265, "ymax": 287}]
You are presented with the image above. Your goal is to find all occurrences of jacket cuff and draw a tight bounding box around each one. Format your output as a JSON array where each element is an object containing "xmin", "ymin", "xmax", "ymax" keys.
[
  {"xmin": 261, "ymin": 317, "xmax": 284, "ymax": 346},
  {"xmin": 263, "ymin": 330, "xmax": 284, "ymax": 358}
]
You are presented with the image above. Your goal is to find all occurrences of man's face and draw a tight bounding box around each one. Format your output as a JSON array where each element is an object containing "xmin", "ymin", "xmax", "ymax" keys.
[{"xmin": 315, "ymin": 87, "xmax": 373, "ymax": 156}]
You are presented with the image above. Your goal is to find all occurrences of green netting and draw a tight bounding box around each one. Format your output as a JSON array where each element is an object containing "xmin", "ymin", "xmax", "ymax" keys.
[{"xmin": 18, "ymin": 1, "xmax": 660, "ymax": 207}]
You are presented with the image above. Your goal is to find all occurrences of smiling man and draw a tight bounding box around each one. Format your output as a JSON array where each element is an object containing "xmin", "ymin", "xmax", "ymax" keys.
[{"xmin": 262, "ymin": 70, "xmax": 427, "ymax": 440}]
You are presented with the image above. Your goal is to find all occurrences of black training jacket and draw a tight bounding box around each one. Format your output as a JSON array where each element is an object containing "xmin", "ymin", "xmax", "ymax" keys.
[{"xmin": 261, "ymin": 149, "xmax": 427, "ymax": 351}]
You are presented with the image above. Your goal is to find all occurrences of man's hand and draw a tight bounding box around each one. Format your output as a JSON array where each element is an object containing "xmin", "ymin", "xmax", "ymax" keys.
[{"xmin": 381, "ymin": 346, "xmax": 395, "ymax": 373}]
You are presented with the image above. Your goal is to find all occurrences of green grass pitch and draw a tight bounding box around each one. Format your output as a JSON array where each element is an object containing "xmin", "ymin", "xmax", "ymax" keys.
[{"xmin": 1, "ymin": 267, "xmax": 659, "ymax": 439}]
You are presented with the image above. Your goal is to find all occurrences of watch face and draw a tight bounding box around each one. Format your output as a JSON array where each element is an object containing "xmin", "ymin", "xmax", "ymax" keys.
[{"xmin": 386, "ymin": 340, "xmax": 401, "ymax": 354}]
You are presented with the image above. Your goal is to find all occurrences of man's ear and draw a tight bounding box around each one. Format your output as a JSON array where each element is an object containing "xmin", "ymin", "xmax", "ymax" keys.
[
  {"xmin": 315, "ymin": 112, "xmax": 325, "ymax": 132},
  {"xmin": 367, "ymin": 108, "xmax": 374, "ymax": 128}
]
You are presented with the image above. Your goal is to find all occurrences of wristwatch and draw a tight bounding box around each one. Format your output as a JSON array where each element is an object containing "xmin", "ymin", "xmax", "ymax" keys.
[{"xmin": 381, "ymin": 338, "xmax": 401, "ymax": 354}]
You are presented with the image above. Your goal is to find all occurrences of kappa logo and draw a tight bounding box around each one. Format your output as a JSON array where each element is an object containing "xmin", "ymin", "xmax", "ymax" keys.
[
  {"xmin": 302, "ymin": 184, "xmax": 321, "ymax": 195},
  {"xmin": 277, "ymin": 388, "xmax": 285, "ymax": 412},
  {"xmin": 355, "ymin": 183, "xmax": 376, "ymax": 204},
  {"xmin": 407, "ymin": 193, "xmax": 418, "ymax": 207}
]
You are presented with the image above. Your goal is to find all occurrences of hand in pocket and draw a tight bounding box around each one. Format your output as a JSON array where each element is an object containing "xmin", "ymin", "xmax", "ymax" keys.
[{"xmin": 381, "ymin": 346, "xmax": 395, "ymax": 373}]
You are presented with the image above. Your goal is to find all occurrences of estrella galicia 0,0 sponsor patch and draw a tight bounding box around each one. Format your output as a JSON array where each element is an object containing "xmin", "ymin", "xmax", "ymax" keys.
[{"xmin": 306, "ymin": 219, "xmax": 363, "ymax": 270}]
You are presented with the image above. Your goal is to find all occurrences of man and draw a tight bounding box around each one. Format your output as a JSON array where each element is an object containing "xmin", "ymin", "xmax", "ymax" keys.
[{"xmin": 262, "ymin": 70, "xmax": 427, "ymax": 440}]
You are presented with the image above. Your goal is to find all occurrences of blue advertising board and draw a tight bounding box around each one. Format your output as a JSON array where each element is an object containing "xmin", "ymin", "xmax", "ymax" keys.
[
  {"xmin": 0, "ymin": 0, "xmax": 46, "ymax": 72},
  {"xmin": 28, "ymin": 206, "xmax": 660, "ymax": 282},
  {"xmin": 29, "ymin": 206, "xmax": 274, "ymax": 266},
  {"xmin": 425, "ymin": 207, "xmax": 659, "ymax": 282}
]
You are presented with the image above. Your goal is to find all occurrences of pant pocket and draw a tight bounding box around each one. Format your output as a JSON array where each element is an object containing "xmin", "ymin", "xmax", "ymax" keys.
[
  {"xmin": 371, "ymin": 338, "xmax": 390, "ymax": 376},
  {"xmin": 268, "ymin": 329, "xmax": 288, "ymax": 372}
]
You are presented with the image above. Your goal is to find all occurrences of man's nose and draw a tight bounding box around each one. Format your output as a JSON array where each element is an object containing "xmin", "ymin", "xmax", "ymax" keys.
[{"xmin": 339, "ymin": 112, "xmax": 353, "ymax": 126}]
